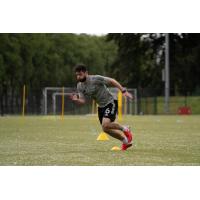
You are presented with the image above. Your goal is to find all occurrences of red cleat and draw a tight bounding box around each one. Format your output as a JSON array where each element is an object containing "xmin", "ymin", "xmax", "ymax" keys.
[
  {"xmin": 123, "ymin": 127, "xmax": 133, "ymax": 143},
  {"xmin": 121, "ymin": 127, "xmax": 133, "ymax": 151},
  {"xmin": 121, "ymin": 143, "xmax": 132, "ymax": 151}
]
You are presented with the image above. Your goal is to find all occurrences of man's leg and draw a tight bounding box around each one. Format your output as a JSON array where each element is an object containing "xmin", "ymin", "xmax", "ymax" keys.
[
  {"xmin": 102, "ymin": 118, "xmax": 125, "ymax": 141},
  {"xmin": 103, "ymin": 120, "xmax": 126, "ymax": 132},
  {"xmin": 102, "ymin": 118, "xmax": 132, "ymax": 150},
  {"xmin": 99, "ymin": 101, "xmax": 133, "ymax": 150}
]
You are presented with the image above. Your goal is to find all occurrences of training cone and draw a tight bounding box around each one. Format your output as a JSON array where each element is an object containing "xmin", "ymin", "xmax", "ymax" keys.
[
  {"xmin": 111, "ymin": 146, "xmax": 121, "ymax": 151},
  {"xmin": 97, "ymin": 132, "xmax": 109, "ymax": 141}
]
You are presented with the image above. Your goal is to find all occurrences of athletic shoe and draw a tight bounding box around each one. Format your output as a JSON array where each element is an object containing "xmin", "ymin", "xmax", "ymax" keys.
[
  {"xmin": 121, "ymin": 143, "xmax": 132, "ymax": 151},
  {"xmin": 123, "ymin": 127, "xmax": 133, "ymax": 143}
]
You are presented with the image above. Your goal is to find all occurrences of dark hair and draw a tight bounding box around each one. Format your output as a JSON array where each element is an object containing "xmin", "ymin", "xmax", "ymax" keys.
[{"xmin": 74, "ymin": 64, "xmax": 87, "ymax": 73}]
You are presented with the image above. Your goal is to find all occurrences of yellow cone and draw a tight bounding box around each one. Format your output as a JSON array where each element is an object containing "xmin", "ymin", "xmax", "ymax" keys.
[
  {"xmin": 97, "ymin": 132, "xmax": 109, "ymax": 141},
  {"xmin": 111, "ymin": 146, "xmax": 121, "ymax": 151}
]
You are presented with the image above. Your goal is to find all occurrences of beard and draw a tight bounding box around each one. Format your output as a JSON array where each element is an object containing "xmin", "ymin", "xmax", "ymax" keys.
[{"xmin": 79, "ymin": 77, "xmax": 87, "ymax": 82}]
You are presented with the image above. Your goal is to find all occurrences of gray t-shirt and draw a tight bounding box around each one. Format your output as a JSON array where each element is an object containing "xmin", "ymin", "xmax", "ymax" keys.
[{"xmin": 77, "ymin": 75, "xmax": 115, "ymax": 107}]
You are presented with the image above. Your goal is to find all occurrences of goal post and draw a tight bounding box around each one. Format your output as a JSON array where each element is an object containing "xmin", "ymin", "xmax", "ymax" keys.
[
  {"xmin": 52, "ymin": 92, "xmax": 78, "ymax": 115},
  {"xmin": 43, "ymin": 87, "xmax": 138, "ymax": 116},
  {"xmin": 43, "ymin": 87, "xmax": 77, "ymax": 115}
]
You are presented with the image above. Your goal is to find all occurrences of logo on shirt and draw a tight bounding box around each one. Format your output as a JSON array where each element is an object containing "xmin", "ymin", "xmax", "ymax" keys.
[{"xmin": 104, "ymin": 108, "xmax": 110, "ymax": 116}]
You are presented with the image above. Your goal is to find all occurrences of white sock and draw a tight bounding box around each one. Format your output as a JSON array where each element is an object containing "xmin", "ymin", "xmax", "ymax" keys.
[
  {"xmin": 122, "ymin": 136, "xmax": 128, "ymax": 144},
  {"xmin": 122, "ymin": 126, "xmax": 129, "ymax": 132}
]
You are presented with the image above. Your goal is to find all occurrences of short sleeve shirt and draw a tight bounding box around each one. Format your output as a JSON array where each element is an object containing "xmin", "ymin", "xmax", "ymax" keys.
[{"xmin": 77, "ymin": 75, "xmax": 115, "ymax": 107}]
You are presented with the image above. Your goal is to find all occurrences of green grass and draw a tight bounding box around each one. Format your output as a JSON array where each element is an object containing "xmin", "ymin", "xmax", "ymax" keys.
[{"xmin": 0, "ymin": 115, "xmax": 200, "ymax": 165}]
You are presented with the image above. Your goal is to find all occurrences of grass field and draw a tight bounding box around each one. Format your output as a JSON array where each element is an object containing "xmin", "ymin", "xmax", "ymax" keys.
[{"xmin": 0, "ymin": 115, "xmax": 200, "ymax": 165}]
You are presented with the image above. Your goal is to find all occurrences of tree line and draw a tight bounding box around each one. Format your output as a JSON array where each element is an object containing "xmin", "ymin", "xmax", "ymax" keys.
[
  {"xmin": 0, "ymin": 33, "xmax": 117, "ymax": 114},
  {"xmin": 107, "ymin": 33, "xmax": 200, "ymax": 95},
  {"xmin": 0, "ymin": 33, "xmax": 200, "ymax": 114}
]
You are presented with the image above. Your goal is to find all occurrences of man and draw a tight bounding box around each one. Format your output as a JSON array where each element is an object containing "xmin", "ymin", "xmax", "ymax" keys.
[{"xmin": 70, "ymin": 64, "xmax": 133, "ymax": 150}]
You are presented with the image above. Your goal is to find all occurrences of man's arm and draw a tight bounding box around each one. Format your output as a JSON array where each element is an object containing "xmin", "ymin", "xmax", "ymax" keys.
[
  {"xmin": 107, "ymin": 78, "xmax": 124, "ymax": 91},
  {"xmin": 107, "ymin": 78, "xmax": 133, "ymax": 99}
]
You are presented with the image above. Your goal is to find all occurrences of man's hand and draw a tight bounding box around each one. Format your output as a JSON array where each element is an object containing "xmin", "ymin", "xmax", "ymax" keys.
[
  {"xmin": 69, "ymin": 93, "xmax": 86, "ymax": 104},
  {"xmin": 122, "ymin": 89, "xmax": 133, "ymax": 100},
  {"xmin": 69, "ymin": 93, "xmax": 79, "ymax": 101}
]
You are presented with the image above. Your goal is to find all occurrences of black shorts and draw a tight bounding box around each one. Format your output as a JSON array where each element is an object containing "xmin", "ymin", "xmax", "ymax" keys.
[{"xmin": 98, "ymin": 100, "xmax": 118, "ymax": 124}]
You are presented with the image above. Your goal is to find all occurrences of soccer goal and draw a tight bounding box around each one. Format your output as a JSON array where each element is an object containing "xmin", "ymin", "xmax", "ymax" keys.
[
  {"xmin": 42, "ymin": 87, "xmax": 138, "ymax": 115},
  {"xmin": 42, "ymin": 87, "xmax": 92, "ymax": 115}
]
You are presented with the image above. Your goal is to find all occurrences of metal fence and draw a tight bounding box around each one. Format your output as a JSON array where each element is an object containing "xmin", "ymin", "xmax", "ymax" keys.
[
  {"xmin": 137, "ymin": 88, "xmax": 200, "ymax": 115},
  {"xmin": 0, "ymin": 86, "xmax": 200, "ymax": 115}
]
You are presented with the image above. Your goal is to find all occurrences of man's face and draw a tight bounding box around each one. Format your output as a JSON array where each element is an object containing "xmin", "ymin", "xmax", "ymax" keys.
[{"xmin": 75, "ymin": 71, "xmax": 87, "ymax": 82}]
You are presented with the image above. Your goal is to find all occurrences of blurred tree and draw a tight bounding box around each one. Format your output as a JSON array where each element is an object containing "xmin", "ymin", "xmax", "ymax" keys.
[
  {"xmin": 107, "ymin": 33, "xmax": 200, "ymax": 95},
  {"xmin": 0, "ymin": 33, "xmax": 117, "ymax": 114}
]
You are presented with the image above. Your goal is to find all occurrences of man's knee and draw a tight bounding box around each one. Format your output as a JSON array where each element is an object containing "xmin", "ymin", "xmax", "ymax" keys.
[{"xmin": 102, "ymin": 122, "xmax": 110, "ymax": 132}]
